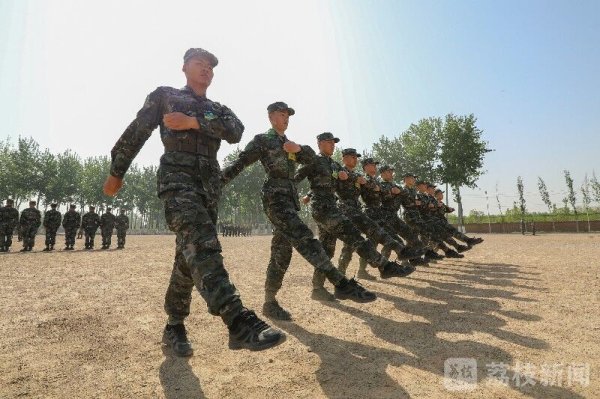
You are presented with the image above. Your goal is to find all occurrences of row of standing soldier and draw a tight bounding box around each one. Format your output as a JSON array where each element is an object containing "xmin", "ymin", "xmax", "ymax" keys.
[{"xmin": 0, "ymin": 201, "xmax": 130, "ymax": 252}]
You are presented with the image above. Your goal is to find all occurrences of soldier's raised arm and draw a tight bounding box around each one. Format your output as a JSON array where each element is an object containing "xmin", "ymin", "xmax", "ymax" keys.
[
  {"xmin": 195, "ymin": 103, "xmax": 244, "ymax": 144},
  {"xmin": 221, "ymin": 136, "xmax": 263, "ymax": 185}
]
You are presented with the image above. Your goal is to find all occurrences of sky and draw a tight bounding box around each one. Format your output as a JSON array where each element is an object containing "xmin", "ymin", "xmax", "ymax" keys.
[{"xmin": 1, "ymin": 0, "xmax": 599, "ymax": 213}]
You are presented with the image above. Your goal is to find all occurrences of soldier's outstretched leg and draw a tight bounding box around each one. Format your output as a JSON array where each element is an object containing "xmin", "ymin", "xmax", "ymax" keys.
[
  {"xmin": 263, "ymin": 230, "xmax": 294, "ymax": 320},
  {"xmin": 337, "ymin": 242, "xmax": 354, "ymax": 276},
  {"xmin": 311, "ymin": 228, "xmax": 337, "ymax": 302},
  {"xmin": 162, "ymin": 191, "xmax": 283, "ymax": 353}
]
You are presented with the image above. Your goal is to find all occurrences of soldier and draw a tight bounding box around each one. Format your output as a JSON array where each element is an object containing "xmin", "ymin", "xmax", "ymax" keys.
[
  {"xmin": 100, "ymin": 207, "xmax": 116, "ymax": 249},
  {"xmin": 432, "ymin": 188, "xmax": 483, "ymax": 249},
  {"xmin": 115, "ymin": 209, "xmax": 129, "ymax": 249},
  {"xmin": 81, "ymin": 206, "xmax": 101, "ymax": 250},
  {"xmin": 62, "ymin": 204, "xmax": 81, "ymax": 250},
  {"xmin": 221, "ymin": 102, "xmax": 377, "ymax": 322},
  {"xmin": 103, "ymin": 48, "xmax": 283, "ymax": 355},
  {"xmin": 297, "ymin": 135, "xmax": 416, "ymax": 295},
  {"xmin": 42, "ymin": 203, "xmax": 62, "ymax": 251},
  {"xmin": 0, "ymin": 199, "xmax": 20, "ymax": 252},
  {"xmin": 19, "ymin": 200, "xmax": 42, "ymax": 252}
]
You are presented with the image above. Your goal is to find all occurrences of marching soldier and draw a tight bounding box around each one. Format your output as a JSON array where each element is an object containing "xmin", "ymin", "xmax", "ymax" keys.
[
  {"xmin": 81, "ymin": 206, "xmax": 101, "ymax": 250},
  {"xmin": 100, "ymin": 207, "xmax": 116, "ymax": 249},
  {"xmin": 115, "ymin": 209, "xmax": 129, "ymax": 249},
  {"xmin": 0, "ymin": 199, "xmax": 19, "ymax": 252},
  {"xmin": 19, "ymin": 201, "xmax": 41, "ymax": 252},
  {"xmin": 62, "ymin": 204, "xmax": 81, "ymax": 250},
  {"xmin": 42, "ymin": 203, "xmax": 62, "ymax": 251}
]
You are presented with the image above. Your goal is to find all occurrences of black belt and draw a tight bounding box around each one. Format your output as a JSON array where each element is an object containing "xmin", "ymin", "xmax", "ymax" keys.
[{"xmin": 163, "ymin": 136, "xmax": 214, "ymax": 158}]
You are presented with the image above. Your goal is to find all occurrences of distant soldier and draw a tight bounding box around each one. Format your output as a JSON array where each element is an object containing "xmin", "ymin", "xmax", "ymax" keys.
[
  {"xmin": 115, "ymin": 209, "xmax": 129, "ymax": 249},
  {"xmin": 19, "ymin": 200, "xmax": 42, "ymax": 252},
  {"xmin": 100, "ymin": 207, "xmax": 116, "ymax": 249},
  {"xmin": 42, "ymin": 203, "xmax": 62, "ymax": 251},
  {"xmin": 0, "ymin": 199, "xmax": 20, "ymax": 252},
  {"xmin": 62, "ymin": 204, "xmax": 81, "ymax": 250},
  {"xmin": 81, "ymin": 206, "xmax": 101, "ymax": 249}
]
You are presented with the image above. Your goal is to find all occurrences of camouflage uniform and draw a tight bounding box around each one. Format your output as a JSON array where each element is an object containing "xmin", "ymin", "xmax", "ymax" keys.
[
  {"xmin": 20, "ymin": 206, "xmax": 42, "ymax": 250},
  {"xmin": 110, "ymin": 84, "xmax": 245, "ymax": 326},
  {"xmin": 81, "ymin": 210, "xmax": 101, "ymax": 249},
  {"xmin": 43, "ymin": 206, "xmax": 62, "ymax": 250},
  {"xmin": 354, "ymin": 173, "xmax": 385, "ymax": 273},
  {"xmin": 379, "ymin": 179, "xmax": 422, "ymax": 250},
  {"xmin": 296, "ymin": 153, "xmax": 395, "ymax": 288},
  {"xmin": 62, "ymin": 207, "xmax": 81, "ymax": 249},
  {"xmin": 310, "ymin": 159, "xmax": 404, "ymax": 275},
  {"xmin": 115, "ymin": 213, "xmax": 129, "ymax": 249},
  {"xmin": 0, "ymin": 202, "xmax": 19, "ymax": 252},
  {"xmin": 434, "ymin": 201, "xmax": 472, "ymax": 244},
  {"xmin": 221, "ymin": 128, "xmax": 347, "ymax": 301},
  {"xmin": 100, "ymin": 210, "xmax": 116, "ymax": 248}
]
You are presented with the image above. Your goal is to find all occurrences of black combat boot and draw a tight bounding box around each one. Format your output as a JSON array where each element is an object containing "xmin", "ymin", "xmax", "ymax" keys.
[
  {"xmin": 228, "ymin": 309, "xmax": 285, "ymax": 351},
  {"xmin": 262, "ymin": 301, "xmax": 292, "ymax": 321},
  {"xmin": 20, "ymin": 247, "xmax": 28, "ymax": 252},
  {"xmin": 444, "ymin": 249, "xmax": 464, "ymax": 258},
  {"xmin": 425, "ymin": 249, "xmax": 444, "ymax": 260},
  {"xmin": 311, "ymin": 287, "xmax": 336, "ymax": 302},
  {"xmin": 334, "ymin": 278, "xmax": 377, "ymax": 302},
  {"xmin": 398, "ymin": 246, "xmax": 425, "ymax": 260},
  {"xmin": 43, "ymin": 246, "xmax": 50, "ymax": 252},
  {"xmin": 379, "ymin": 261, "xmax": 415, "ymax": 279},
  {"xmin": 0, "ymin": 247, "xmax": 5, "ymax": 252},
  {"xmin": 455, "ymin": 244, "xmax": 471, "ymax": 253},
  {"xmin": 163, "ymin": 324, "xmax": 194, "ymax": 357}
]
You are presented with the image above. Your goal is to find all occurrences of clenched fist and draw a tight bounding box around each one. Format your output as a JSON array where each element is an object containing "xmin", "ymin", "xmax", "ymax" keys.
[
  {"xmin": 103, "ymin": 175, "xmax": 124, "ymax": 196},
  {"xmin": 283, "ymin": 141, "xmax": 301, "ymax": 153},
  {"xmin": 338, "ymin": 171, "xmax": 348, "ymax": 180},
  {"xmin": 391, "ymin": 187, "xmax": 401, "ymax": 195},
  {"xmin": 163, "ymin": 112, "xmax": 200, "ymax": 131}
]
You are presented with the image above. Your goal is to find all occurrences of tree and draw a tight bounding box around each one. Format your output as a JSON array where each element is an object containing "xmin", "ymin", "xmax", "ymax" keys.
[
  {"xmin": 438, "ymin": 114, "xmax": 492, "ymax": 228},
  {"xmin": 517, "ymin": 176, "xmax": 526, "ymax": 234},
  {"xmin": 9, "ymin": 137, "xmax": 43, "ymax": 205},
  {"xmin": 591, "ymin": 172, "xmax": 600, "ymax": 204},
  {"xmin": 581, "ymin": 174, "xmax": 592, "ymax": 232},
  {"xmin": 537, "ymin": 177, "xmax": 556, "ymax": 231},
  {"xmin": 563, "ymin": 170, "xmax": 578, "ymax": 232}
]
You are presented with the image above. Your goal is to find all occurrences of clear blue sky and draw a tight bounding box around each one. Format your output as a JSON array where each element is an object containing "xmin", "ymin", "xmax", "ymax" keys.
[{"xmin": 1, "ymin": 0, "xmax": 599, "ymax": 213}]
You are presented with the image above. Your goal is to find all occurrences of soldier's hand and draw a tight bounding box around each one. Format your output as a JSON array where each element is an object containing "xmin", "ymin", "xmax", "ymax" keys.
[
  {"xmin": 283, "ymin": 141, "xmax": 301, "ymax": 153},
  {"xmin": 302, "ymin": 195, "xmax": 311, "ymax": 204},
  {"xmin": 338, "ymin": 171, "xmax": 348, "ymax": 180},
  {"xmin": 415, "ymin": 200, "xmax": 422, "ymax": 206},
  {"xmin": 357, "ymin": 176, "xmax": 367, "ymax": 185},
  {"xmin": 428, "ymin": 203, "xmax": 434, "ymax": 208},
  {"xmin": 103, "ymin": 175, "xmax": 124, "ymax": 196},
  {"xmin": 163, "ymin": 112, "xmax": 200, "ymax": 131},
  {"xmin": 391, "ymin": 187, "xmax": 401, "ymax": 195},
  {"xmin": 374, "ymin": 184, "xmax": 381, "ymax": 192}
]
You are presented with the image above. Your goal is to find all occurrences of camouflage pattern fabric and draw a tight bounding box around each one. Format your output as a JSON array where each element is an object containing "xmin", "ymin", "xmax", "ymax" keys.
[
  {"xmin": 100, "ymin": 212, "xmax": 116, "ymax": 247},
  {"xmin": 43, "ymin": 209, "xmax": 62, "ymax": 247},
  {"xmin": 379, "ymin": 180, "xmax": 421, "ymax": 248},
  {"xmin": 221, "ymin": 129, "xmax": 345, "ymax": 300},
  {"xmin": 115, "ymin": 214, "xmax": 129, "ymax": 248},
  {"xmin": 62, "ymin": 210, "xmax": 81, "ymax": 247},
  {"xmin": 81, "ymin": 211, "xmax": 101, "ymax": 248},
  {"xmin": 20, "ymin": 208, "xmax": 41, "ymax": 249},
  {"xmin": 109, "ymin": 85, "xmax": 245, "ymax": 326},
  {"xmin": 0, "ymin": 206, "xmax": 19, "ymax": 250},
  {"xmin": 295, "ymin": 154, "xmax": 388, "ymax": 288}
]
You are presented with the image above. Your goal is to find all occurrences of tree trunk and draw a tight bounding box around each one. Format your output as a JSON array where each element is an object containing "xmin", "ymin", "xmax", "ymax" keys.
[{"xmin": 454, "ymin": 185, "xmax": 465, "ymax": 232}]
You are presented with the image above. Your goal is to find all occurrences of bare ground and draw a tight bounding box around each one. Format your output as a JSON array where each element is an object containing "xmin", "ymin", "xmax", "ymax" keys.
[{"xmin": 1, "ymin": 233, "xmax": 599, "ymax": 399}]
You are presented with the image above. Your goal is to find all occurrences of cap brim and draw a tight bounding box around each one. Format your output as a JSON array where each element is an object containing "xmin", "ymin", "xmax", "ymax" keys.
[
  {"xmin": 286, "ymin": 108, "xmax": 295, "ymax": 116},
  {"xmin": 333, "ymin": 138, "xmax": 340, "ymax": 143}
]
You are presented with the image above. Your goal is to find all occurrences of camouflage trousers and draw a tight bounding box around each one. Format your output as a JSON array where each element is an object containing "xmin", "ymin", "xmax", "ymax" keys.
[
  {"xmin": 161, "ymin": 189, "xmax": 242, "ymax": 327},
  {"xmin": 337, "ymin": 205, "xmax": 404, "ymax": 275},
  {"xmin": 262, "ymin": 193, "xmax": 344, "ymax": 301},
  {"xmin": 116, "ymin": 229, "xmax": 127, "ymax": 248},
  {"xmin": 45, "ymin": 228, "xmax": 58, "ymax": 247},
  {"xmin": 21, "ymin": 226, "xmax": 38, "ymax": 249},
  {"xmin": 0, "ymin": 225, "xmax": 15, "ymax": 250},
  {"xmin": 101, "ymin": 228, "xmax": 113, "ymax": 247},
  {"xmin": 64, "ymin": 227, "xmax": 78, "ymax": 247},
  {"xmin": 404, "ymin": 210, "xmax": 445, "ymax": 242},
  {"xmin": 311, "ymin": 203, "xmax": 387, "ymax": 289},
  {"xmin": 84, "ymin": 228, "xmax": 98, "ymax": 248},
  {"xmin": 378, "ymin": 210, "xmax": 421, "ymax": 248}
]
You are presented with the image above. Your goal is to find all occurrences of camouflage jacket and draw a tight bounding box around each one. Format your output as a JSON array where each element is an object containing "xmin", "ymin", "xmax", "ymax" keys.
[
  {"xmin": 401, "ymin": 185, "xmax": 421, "ymax": 211},
  {"xmin": 109, "ymin": 85, "xmax": 244, "ymax": 198},
  {"xmin": 43, "ymin": 209, "xmax": 62, "ymax": 230},
  {"xmin": 100, "ymin": 212, "xmax": 116, "ymax": 230},
  {"xmin": 81, "ymin": 212, "xmax": 101, "ymax": 230},
  {"xmin": 295, "ymin": 153, "xmax": 344, "ymax": 210},
  {"xmin": 20, "ymin": 208, "xmax": 41, "ymax": 228},
  {"xmin": 221, "ymin": 128, "xmax": 316, "ymax": 210},
  {"xmin": 0, "ymin": 206, "xmax": 19, "ymax": 229},
  {"xmin": 434, "ymin": 201, "xmax": 452, "ymax": 220},
  {"xmin": 417, "ymin": 192, "xmax": 437, "ymax": 215},
  {"xmin": 334, "ymin": 166, "xmax": 364, "ymax": 210},
  {"xmin": 115, "ymin": 214, "xmax": 129, "ymax": 230},
  {"xmin": 379, "ymin": 180, "xmax": 403, "ymax": 213},
  {"xmin": 62, "ymin": 210, "xmax": 81, "ymax": 229},
  {"xmin": 360, "ymin": 175, "xmax": 382, "ymax": 209}
]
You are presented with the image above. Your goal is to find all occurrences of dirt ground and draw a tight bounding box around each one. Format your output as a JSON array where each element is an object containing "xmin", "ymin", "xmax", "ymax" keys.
[{"xmin": 1, "ymin": 233, "xmax": 598, "ymax": 399}]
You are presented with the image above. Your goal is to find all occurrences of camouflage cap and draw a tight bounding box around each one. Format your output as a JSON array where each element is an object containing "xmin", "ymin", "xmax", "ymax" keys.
[
  {"xmin": 183, "ymin": 48, "xmax": 218, "ymax": 67},
  {"xmin": 415, "ymin": 180, "xmax": 427, "ymax": 186},
  {"xmin": 106, "ymin": 207, "xmax": 112, "ymax": 211},
  {"xmin": 316, "ymin": 132, "xmax": 339, "ymax": 143},
  {"xmin": 267, "ymin": 101, "xmax": 295, "ymax": 116},
  {"xmin": 379, "ymin": 164, "xmax": 395, "ymax": 173},
  {"xmin": 402, "ymin": 172, "xmax": 418, "ymax": 178},
  {"xmin": 361, "ymin": 157, "xmax": 380, "ymax": 167},
  {"xmin": 89, "ymin": 205, "xmax": 95, "ymax": 210},
  {"xmin": 50, "ymin": 203, "xmax": 58, "ymax": 207},
  {"xmin": 342, "ymin": 148, "xmax": 361, "ymax": 157},
  {"xmin": 435, "ymin": 189, "xmax": 444, "ymax": 194},
  {"xmin": 427, "ymin": 183, "xmax": 437, "ymax": 189},
  {"xmin": 29, "ymin": 200, "xmax": 36, "ymax": 205},
  {"xmin": 70, "ymin": 204, "xmax": 76, "ymax": 209},
  {"xmin": 6, "ymin": 198, "xmax": 14, "ymax": 204}
]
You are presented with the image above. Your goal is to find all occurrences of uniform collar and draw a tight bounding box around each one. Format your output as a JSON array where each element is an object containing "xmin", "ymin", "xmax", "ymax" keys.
[{"xmin": 182, "ymin": 85, "xmax": 207, "ymax": 101}]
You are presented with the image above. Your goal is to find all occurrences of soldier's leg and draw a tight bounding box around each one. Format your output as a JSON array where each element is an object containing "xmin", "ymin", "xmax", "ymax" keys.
[
  {"xmin": 84, "ymin": 230, "xmax": 91, "ymax": 248},
  {"xmin": 162, "ymin": 191, "xmax": 243, "ymax": 326},
  {"xmin": 106, "ymin": 229, "xmax": 112, "ymax": 247},
  {"xmin": 89, "ymin": 229, "xmax": 97, "ymax": 248},
  {"xmin": 337, "ymin": 242, "xmax": 354, "ymax": 275},
  {"xmin": 390, "ymin": 214, "xmax": 423, "ymax": 249},
  {"xmin": 264, "ymin": 230, "xmax": 293, "ymax": 303},
  {"xmin": 164, "ymin": 251, "xmax": 195, "ymax": 325},
  {"xmin": 312, "ymin": 227, "xmax": 337, "ymax": 289},
  {"xmin": 45, "ymin": 230, "xmax": 52, "ymax": 249},
  {"xmin": 0, "ymin": 229, "xmax": 6, "ymax": 251}
]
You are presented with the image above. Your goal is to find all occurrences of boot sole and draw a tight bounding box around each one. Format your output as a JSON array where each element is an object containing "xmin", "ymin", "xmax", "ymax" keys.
[
  {"xmin": 229, "ymin": 332, "xmax": 286, "ymax": 351},
  {"xmin": 161, "ymin": 334, "xmax": 194, "ymax": 357}
]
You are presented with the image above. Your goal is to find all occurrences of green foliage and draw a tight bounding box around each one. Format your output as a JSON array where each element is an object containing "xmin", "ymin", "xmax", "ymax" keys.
[
  {"xmin": 537, "ymin": 177, "xmax": 552, "ymax": 213},
  {"xmin": 564, "ymin": 170, "xmax": 577, "ymax": 215},
  {"xmin": 517, "ymin": 176, "xmax": 526, "ymax": 215}
]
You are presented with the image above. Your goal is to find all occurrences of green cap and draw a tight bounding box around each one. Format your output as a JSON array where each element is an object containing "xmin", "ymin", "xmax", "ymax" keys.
[
  {"xmin": 183, "ymin": 48, "xmax": 218, "ymax": 67},
  {"xmin": 316, "ymin": 132, "xmax": 339, "ymax": 143}
]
